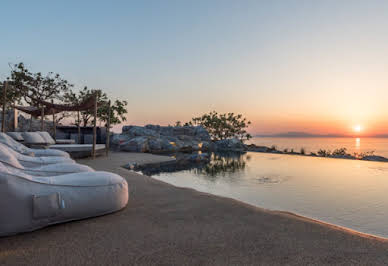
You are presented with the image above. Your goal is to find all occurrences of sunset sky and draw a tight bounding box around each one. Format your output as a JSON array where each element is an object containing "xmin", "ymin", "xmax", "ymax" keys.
[{"xmin": 1, "ymin": 0, "xmax": 388, "ymax": 135}]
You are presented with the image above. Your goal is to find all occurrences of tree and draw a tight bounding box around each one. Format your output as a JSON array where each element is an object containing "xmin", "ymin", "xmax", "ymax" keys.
[
  {"xmin": 189, "ymin": 111, "xmax": 252, "ymax": 142},
  {"xmin": 0, "ymin": 80, "xmax": 23, "ymax": 105},
  {"xmin": 9, "ymin": 63, "xmax": 72, "ymax": 105},
  {"xmin": 66, "ymin": 87, "xmax": 128, "ymax": 127}
]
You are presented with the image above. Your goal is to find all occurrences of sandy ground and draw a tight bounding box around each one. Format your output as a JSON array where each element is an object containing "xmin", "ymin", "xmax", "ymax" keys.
[{"xmin": 1, "ymin": 152, "xmax": 388, "ymax": 265}]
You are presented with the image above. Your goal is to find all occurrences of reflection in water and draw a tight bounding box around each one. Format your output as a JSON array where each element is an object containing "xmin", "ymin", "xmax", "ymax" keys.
[
  {"xmin": 151, "ymin": 152, "xmax": 388, "ymax": 238},
  {"xmin": 355, "ymin": 138, "xmax": 360, "ymax": 150},
  {"xmin": 192, "ymin": 152, "xmax": 247, "ymax": 178},
  {"xmin": 135, "ymin": 152, "xmax": 248, "ymax": 177}
]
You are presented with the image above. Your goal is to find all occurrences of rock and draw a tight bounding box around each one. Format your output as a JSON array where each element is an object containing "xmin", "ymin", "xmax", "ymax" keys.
[
  {"xmin": 187, "ymin": 153, "xmax": 210, "ymax": 163},
  {"xmin": 159, "ymin": 126, "xmax": 174, "ymax": 136},
  {"xmin": 121, "ymin": 136, "xmax": 149, "ymax": 152},
  {"xmin": 330, "ymin": 154, "xmax": 355, "ymax": 159},
  {"xmin": 361, "ymin": 155, "xmax": 388, "ymax": 162},
  {"xmin": 160, "ymin": 138, "xmax": 178, "ymax": 153},
  {"xmin": 144, "ymin": 124, "xmax": 161, "ymax": 132},
  {"xmin": 148, "ymin": 137, "xmax": 178, "ymax": 153},
  {"xmin": 123, "ymin": 162, "xmax": 138, "ymax": 170},
  {"xmin": 199, "ymin": 141, "xmax": 213, "ymax": 151},
  {"xmin": 148, "ymin": 138, "xmax": 162, "ymax": 152},
  {"xmin": 117, "ymin": 124, "xmax": 217, "ymax": 153},
  {"xmin": 176, "ymin": 152, "xmax": 210, "ymax": 163},
  {"xmin": 194, "ymin": 126, "xmax": 211, "ymax": 141},
  {"xmin": 123, "ymin": 126, "xmax": 159, "ymax": 138},
  {"xmin": 246, "ymin": 144, "xmax": 269, "ymax": 152},
  {"xmin": 111, "ymin": 134, "xmax": 131, "ymax": 148},
  {"xmin": 215, "ymin": 138, "xmax": 246, "ymax": 152}
]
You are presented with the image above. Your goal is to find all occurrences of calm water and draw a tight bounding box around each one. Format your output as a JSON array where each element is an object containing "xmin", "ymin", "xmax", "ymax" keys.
[
  {"xmin": 249, "ymin": 137, "xmax": 388, "ymax": 157},
  {"xmin": 150, "ymin": 152, "xmax": 388, "ymax": 238}
]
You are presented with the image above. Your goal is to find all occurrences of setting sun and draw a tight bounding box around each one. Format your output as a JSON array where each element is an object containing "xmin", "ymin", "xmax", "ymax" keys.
[{"xmin": 354, "ymin": 125, "xmax": 362, "ymax": 133}]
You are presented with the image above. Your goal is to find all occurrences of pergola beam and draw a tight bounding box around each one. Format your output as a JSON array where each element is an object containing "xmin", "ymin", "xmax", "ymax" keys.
[
  {"xmin": 92, "ymin": 92, "xmax": 98, "ymax": 159},
  {"xmin": 2, "ymin": 81, "xmax": 7, "ymax": 132}
]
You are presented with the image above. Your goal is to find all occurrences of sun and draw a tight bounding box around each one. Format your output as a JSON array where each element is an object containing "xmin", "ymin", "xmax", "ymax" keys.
[{"xmin": 353, "ymin": 125, "xmax": 362, "ymax": 133}]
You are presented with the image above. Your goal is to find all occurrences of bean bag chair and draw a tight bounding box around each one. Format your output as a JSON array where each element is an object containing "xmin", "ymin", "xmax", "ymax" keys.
[
  {"xmin": 37, "ymin": 132, "xmax": 56, "ymax": 145},
  {"xmin": 0, "ymin": 133, "xmax": 70, "ymax": 158},
  {"xmin": 0, "ymin": 143, "xmax": 74, "ymax": 168},
  {"xmin": 0, "ymin": 162, "xmax": 128, "ymax": 237},
  {"xmin": 6, "ymin": 132, "xmax": 24, "ymax": 142},
  {"xmin": 0, "ymin": 144, "xmax": 93, "ymax": 176}
]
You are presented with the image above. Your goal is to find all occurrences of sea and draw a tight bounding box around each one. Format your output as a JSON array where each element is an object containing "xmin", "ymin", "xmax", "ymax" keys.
[{"xmin": 248, "ymin": 137, "xmax": 388, "ymax": 157}]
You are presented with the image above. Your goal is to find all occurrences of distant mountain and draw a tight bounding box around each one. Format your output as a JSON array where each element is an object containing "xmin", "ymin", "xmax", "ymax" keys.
[{"xmin": 255, "ymin": 132, "xmax": 347, "ymax": 138}]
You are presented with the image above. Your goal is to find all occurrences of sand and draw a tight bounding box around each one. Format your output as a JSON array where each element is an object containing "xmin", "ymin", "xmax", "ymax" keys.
[{"xmin": 1, "ymin": 152, "xmax": 388, "ymax": 265}]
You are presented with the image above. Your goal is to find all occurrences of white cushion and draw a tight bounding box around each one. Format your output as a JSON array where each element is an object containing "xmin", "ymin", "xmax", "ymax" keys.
[
  {"xmin": 0, "ymin": 162, "xmax": 128, "ymax": 237},
  {"xmin": 37, "ymin": 132, "xmax": 56, "ymax": 145},
  {"xmin": 22, "ymin": 132, "xmax": 46, "ymax": 144},
  {"xmin": 6, "ymin": 132, "xmax": 24, "ymax": 141}
]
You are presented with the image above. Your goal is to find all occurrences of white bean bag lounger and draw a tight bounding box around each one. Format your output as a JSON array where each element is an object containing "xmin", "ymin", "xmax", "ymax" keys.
[
  {"xmin": 0, "ymin": 163, "xmax": 128, "ymax": 237},
  {"xmin": 0, "ymin": 133, "xmax": 70, "ymax": 158},
  {"xmin": 0, "ymin": 144, "xmax": 93, "ymax": 176},
  {"xmin": 1, "ymin": 144, "xmax": 75, "ymax": 168}
]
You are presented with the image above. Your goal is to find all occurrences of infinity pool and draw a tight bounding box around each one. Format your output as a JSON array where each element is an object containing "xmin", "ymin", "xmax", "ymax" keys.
[{"xmin": 149, "ymin": 152, "xmax": 388, "ymax": 238}]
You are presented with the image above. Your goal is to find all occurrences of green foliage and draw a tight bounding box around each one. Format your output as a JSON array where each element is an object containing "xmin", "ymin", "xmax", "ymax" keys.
[
  {"xmin": 332, "ymin": 148, "xmax": 348, "ymax": 156},
  {"xmin": 317, "ymin": 149, "xmax": 331, "ymax": 157},
  {"xmin": 0, "ymin": 80, "xmax": 23, "ymax": 105},
  {"xmin": 65, "ymin": 87, "xmax": 128, "ymax": 127},
  {"xmin": 300, "ymin": 148, "xmax": 305, "ymax": 155},
  {"xmin": 353, "ymin": 150, "xmax": 375, "ymax": 159},
  {"xmin": 189, "ymin": 111, "xmax": 252, "ymax": 141},
  {"xmin": 174, "ymin": 121, "xmax": 182, "ymax": 127},
  {"xmin": 9, "ymin": 62, "xmax": 72, "ymax": 105}
]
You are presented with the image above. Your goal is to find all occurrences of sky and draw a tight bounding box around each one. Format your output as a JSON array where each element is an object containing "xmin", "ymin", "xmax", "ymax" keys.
[{"xmin": 1, "ymin": 0, "xmax": 388, "ymax": 135}]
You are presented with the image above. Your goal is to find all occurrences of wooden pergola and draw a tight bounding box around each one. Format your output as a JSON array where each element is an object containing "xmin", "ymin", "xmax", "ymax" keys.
[{"xmin": 1, "ymin": 83, "xmax": 111, "ymax": 159}]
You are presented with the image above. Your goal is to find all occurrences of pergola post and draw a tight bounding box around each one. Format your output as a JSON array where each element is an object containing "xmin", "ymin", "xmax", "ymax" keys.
[
  {"xmin": 29, "ymin": 115, "xmax": 33, "ymax": 131},
  {"xmin": 51, "ymin": 100, "xmax": 56, "ymax": 140},
  {"xmin": 106, "ymin": 100, "xmax": 111, "ymax": 156},
  {"xmin": 13, "ymin": 106, "xmax": 18, "ymax": 131},
  {"xmin": 92, "ymin": 92, "xmax": 98, "ymax": 159},
  {"xmin": 2, "ymin": 81, "xmax": 7, "ymax": 132},
  {"xmin": 40, "ymin": 106, "xmax": 45, "ymax": 131},
  {"xmin": 77, "ymin": 111, "xmax": 81, "ymax": 144}
]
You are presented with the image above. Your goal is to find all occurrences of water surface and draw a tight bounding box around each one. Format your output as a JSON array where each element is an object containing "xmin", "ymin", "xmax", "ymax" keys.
[
  {"xmin": 249, "ymin": 137, "xmax": 388, "ymax": 157},
  {"xmin": 150, "ymin": 152, "xmax": 388, "ymax": 238}
]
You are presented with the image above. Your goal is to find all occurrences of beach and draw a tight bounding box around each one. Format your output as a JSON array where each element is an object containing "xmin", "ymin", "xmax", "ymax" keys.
[{"xmin": 1, "ymin": 152, "xmax": 388, "ymax": 265}]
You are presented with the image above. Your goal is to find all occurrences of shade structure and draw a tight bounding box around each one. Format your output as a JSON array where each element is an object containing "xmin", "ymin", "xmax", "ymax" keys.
[
  {"xmin": 31, "ymin": 95, "xmax": 95, "ymax": 112},
  {"xmin": 13, "ymin": 106, "xmax": 58, "ymax": 117},
  {"xmin": 12, "ymin": 93, "xmax": 100, "ymax": 158}
]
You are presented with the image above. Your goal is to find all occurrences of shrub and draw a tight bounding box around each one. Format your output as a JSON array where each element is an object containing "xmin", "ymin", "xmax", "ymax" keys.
[
  {"xmin": 317, "ymin": 149, "xmax": 331, "ymax": 157},
  {"xmin": 332, "ymin": 148, "xmax": 348, "ymax": 157}
]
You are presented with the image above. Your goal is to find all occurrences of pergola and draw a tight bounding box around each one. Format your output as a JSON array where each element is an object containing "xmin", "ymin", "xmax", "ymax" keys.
[{"xmin": 1, "ymin": 81, "xmax": 111, "ymax": 159}]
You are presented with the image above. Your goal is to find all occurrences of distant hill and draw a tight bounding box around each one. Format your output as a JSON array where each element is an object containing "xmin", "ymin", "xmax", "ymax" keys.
[{"xmin": 255, "ymin": 132, "xmax": 347, "ymax": 138}]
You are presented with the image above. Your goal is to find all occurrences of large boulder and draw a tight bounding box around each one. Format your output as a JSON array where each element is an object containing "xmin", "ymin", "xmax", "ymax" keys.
[
  {"xmin": 117, "ymin": 124, "xmax": 216, "ymax": 153},
  {"xmin": 215, "ymin": 138, "xmax": 246, "ymax": 152},
  {"xmin": 121, "ymin": 136, "xmax": 149, "ymax": 152},
  {"xmin": 111, "ymin": 133, "xmax": 132, "ymax": 149},
  {"xmin": 122, "ymin": 126, "xmax": 159, "ymax": 138},
  {"xmin": 148, "ymin": 136, "xmax": 178, "ymax": 153},
  {"xmin": 194, "ymin": 126, "xmax": 211, "ymax": 141}
]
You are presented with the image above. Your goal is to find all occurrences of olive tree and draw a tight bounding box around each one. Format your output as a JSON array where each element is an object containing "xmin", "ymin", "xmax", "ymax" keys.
[
  {"xmin": 9, "ymin": 62, "xmax": 72, "ymax": 105},
  {"xmin": 189, "ymin": 111, "xmax": 252, "ymax": 141}
]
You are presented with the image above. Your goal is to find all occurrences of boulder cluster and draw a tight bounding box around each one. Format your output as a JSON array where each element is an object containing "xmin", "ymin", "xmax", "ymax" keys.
[{"xmin": 111, "ymin": 125, "xmax": 246, "ymax": 154}]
